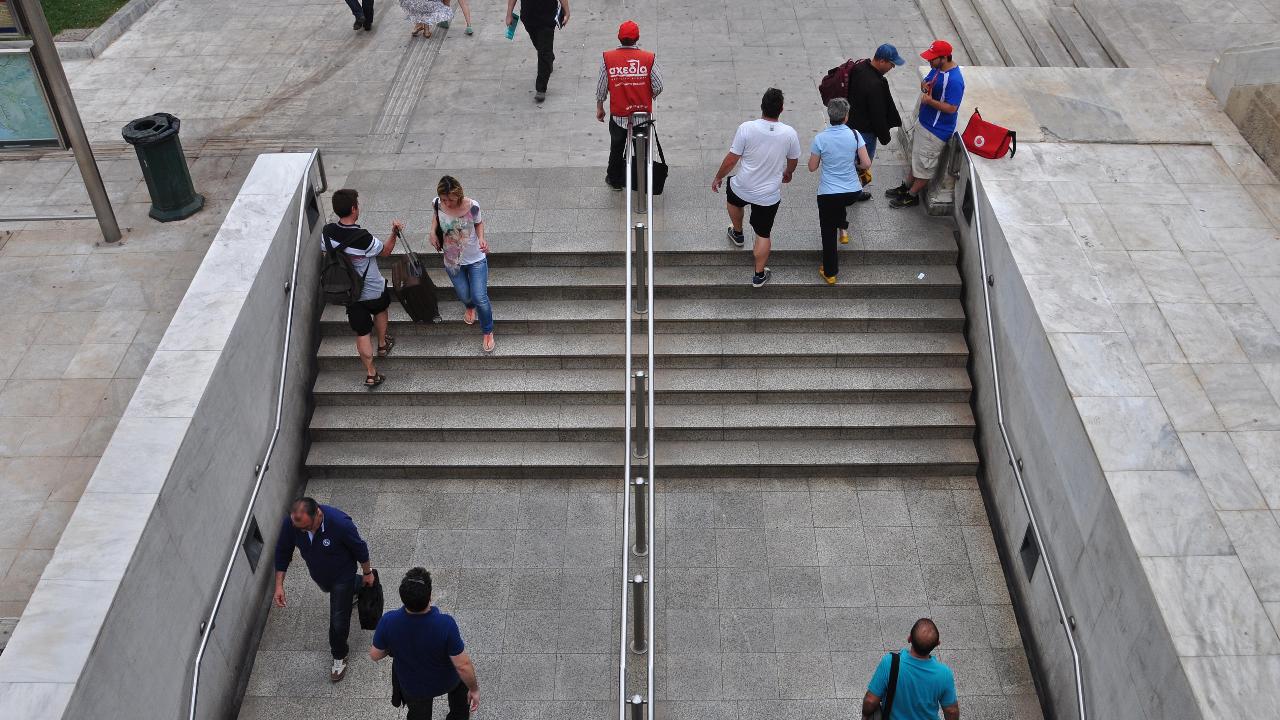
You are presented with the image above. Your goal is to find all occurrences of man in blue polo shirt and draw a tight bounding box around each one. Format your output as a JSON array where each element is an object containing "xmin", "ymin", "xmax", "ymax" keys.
[
  {"xmin": 862, "ymin": 618, "xmax": 960, "ymax": 719},
  {"xmin": 887, "ymin": 40, "xmax": 964, "ymax": 209},
  {"xmin": 371, "ymin": 568, "xmax": 481, "ymax": 719},
  {"xmin": 273, "ymin": 497, "xmax": 375, "ymax": 683}
]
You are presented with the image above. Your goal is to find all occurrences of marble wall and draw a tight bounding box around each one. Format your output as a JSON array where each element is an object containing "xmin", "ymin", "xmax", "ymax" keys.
[{"xmin": 0, "ymin": 154, "xmax": 325, "ymax": 720}]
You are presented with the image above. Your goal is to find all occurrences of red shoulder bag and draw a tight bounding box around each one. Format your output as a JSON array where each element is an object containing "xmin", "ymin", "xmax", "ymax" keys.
[{"xmin": 961, "ymin": 108, "xmax": 1016, "ymax": 160}]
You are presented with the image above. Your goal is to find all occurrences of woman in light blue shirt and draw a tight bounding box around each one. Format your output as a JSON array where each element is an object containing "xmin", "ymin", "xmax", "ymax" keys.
[{"xmin": 808, "ymin": 98, "xmax": 872, "ymax": 285}]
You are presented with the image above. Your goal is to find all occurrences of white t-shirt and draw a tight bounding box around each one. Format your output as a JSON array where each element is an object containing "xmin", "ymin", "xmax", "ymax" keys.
[{"xmin": 728, "ymin": 118, "xmax": 801, "ymax": 206}]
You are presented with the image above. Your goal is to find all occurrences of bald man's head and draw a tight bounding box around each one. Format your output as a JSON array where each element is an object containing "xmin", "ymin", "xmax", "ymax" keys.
[{"xmin": 909, "ymin": 618, "xmax": 940, "ymax": 656}]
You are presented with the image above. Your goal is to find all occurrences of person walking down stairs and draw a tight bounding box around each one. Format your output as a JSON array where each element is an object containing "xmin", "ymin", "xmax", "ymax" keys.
[{"xmin": 430, "ymin": 175, "xmax": 495, "ymax": 353}]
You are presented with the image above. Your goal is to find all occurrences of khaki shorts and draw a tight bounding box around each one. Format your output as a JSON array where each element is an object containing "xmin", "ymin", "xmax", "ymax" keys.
[{"xmin": 903, "ymin": 120, "xmax": 946, "ymax": 180}]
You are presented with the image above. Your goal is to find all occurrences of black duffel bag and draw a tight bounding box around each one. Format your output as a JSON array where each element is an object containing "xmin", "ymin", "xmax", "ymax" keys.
[{"xmin": 355, "ymin": 569, "xmax": 384, "ymax": 630}]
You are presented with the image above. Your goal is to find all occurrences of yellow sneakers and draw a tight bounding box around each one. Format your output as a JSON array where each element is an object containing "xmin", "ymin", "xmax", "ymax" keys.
[
  {"xmin": 839, "ymin": 228, "xmax": 849, "ymax": 244},
  {"xmin": 819, "ymin": 267, "xmax": 837, "ymax": 285}
]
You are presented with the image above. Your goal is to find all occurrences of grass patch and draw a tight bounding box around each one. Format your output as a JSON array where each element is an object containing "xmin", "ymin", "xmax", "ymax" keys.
[{"xmin": 42, "ymin": 0, "xmax": 132, "ymax": 36}]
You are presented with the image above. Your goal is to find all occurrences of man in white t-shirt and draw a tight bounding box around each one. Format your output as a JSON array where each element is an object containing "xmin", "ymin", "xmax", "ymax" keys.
[{"xmin": 711, "ymin": 88, "xmax": 801, "ymax": 287}]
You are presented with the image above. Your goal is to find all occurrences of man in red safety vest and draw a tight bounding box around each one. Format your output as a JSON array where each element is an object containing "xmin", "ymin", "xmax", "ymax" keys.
[{"xmin": 596, "ymin": 20, "xmax": 663, "ymax": 191}]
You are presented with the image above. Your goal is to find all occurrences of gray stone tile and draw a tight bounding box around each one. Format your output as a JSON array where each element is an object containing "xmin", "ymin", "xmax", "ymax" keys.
[
  {"xmin": 718, "ymin": 568, "xmax": 772, "ymax": 609},
  {"xmin": 554, "ymin": 653, "xmax": 612, "ymax": 701},
  {"xmin": 772, "ymin": 608, "xmax": 828, "ymax": 652},
  {"xmin": 1220, "ymin": 304, "xmax": 1280, "ymax": 364},
  {"xmin": 1194, "ymin": 363, "xmax": 1280, "ymax": 431},
  {"xmin": 1218, "ymin": 511, "xmax": 1280, "ymax": 602},
  {"xmin": 905, "ymin": 488, "xmax": 960, "ymax": 527},
  {"xmin": 922, "ymin": 564, "xmax": 981, "ymax": 605},
  {"xmin": 665, "ymin": 528, "xmax": 718, "ymax": 568},
  {"xmin": 1107, "ymin": 470, "xmax": 1234, "ymax": 556},
  {"xmin": 961, "ymin": 526, "xmax": 1001, "ymax": 566},
  {"xmin": 823, "ymin": 607, "xmax": 881, "ymax": 651},
  {"xmin": 1048, "ymin": 332, "xmax": 1155, "ymax": 397},
  {"xmin": 1231, "ymin": 431, "xmax": 1280, "ymax": 508},
  {"xmin": 809, "ymin": 491, "xmax": 861, "ymax": 528},
  {"xmin": 556, "ymin": 609, "xmax": 615, "ymax": 654},
  {"xmin": 763, "ymin": 491, "xmax": 814, "ymax": 528},
  {"xmin": 1086, "ymin": 250, "xmax": 1153, "ymax": 303},
  {"xmin": 774, "ymin": 652, "xmax": 834, "ymax": 699},
  {"xmin": 1132, "ymin": 251, "xmax": 1210, "ymax": 302},
  {"xmin": 1184, "ymin": 656, "xmax": 1280, "ymax": 720},
  {"xmin": 1104, "ymin": 204, "xmax": 1179, "ymax": 251},
  {"xmin": 870, "ymin": 565, "xmax": 927, "ymax": 606},
  {"xmin": 666, "ymin": 609, "xmax": 722, "ymax": 653},
  {"xmin": 769, "ymin": 568, "xmax": 824, "ymax": 608},
  {"xmin": 858, "ymin": 491, "xmax": 910, "ymax": 527},
  {"xmin": 663, "ymin": 567, "xmax": 719, "ymax": 609},
  {"xmin": 765, "ymin": 528, "xmax": 818, "ymax": 567},
  {"xmin": 495, "ymin": 653, "xmax": 557, "ymax": 700},
  {"xmin": 981, "ymin": 604, "xmax": 1023, "ymax": 649},
  {"xmin": 714, "ymin": 491, "xmax": 764, "ymax": 528},
  {"xmin": 1160, "ymin": 302, "xmax": 1249, "ymax": 363},
  {"xmin": 1075, "ymin": 396, "xmax": 1191, "ymax": 471},
  {"xmin": 1142, "ymin": 556, "xmax": 1280, "ymax": 656},
  {"xmin": 720, "ymin": 653, "xmax": 779, "ymax": 700},
  {"xmin": 1180, "ymin": 431, "xmax": 1269, "ymax": 510},
  {"xmin": 1184, "ymin": 184, "xmax": 1273, "ymax": 228},
  {"xmin": 720, "ymin": 609, "xmax": 775, "ymax": 653},
  {"xmin": 1114, "ymin": 303, "xmax": 1187, "ymax": 364},
  {"xmin": 863, "ymin": 525, "xmax": 920, "ymax": 566},
  {"xmin": 1147, "ymin": 364, "xmax": 1224, "ymax": 432},
  {"xmin": 1023, "ymin": 274, "xmax": 1122, "ymax": 333},
  {"xmin": 664, "ymin": 652, "xmax": 725, "ymax": 701},
  {"xmin": 1064, "ymin": 203, "xmax": 1123, "ymax": 251},
  {"xmin": 716, "ymin": 528, "xmax": 768, "ymax": 569}
]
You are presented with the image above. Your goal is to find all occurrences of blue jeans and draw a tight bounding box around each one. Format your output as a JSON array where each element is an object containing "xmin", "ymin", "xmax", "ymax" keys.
[
  {"xmin": 328, "ymin": 576, "xmax": 357, "ymax": 659},
  {"xmin": 446, "ymin": 258, "xmax": 494, "ymax": 333},
  {"xmin": 859, "ymin": 131, "xmax": 877, "ymax": 161}
]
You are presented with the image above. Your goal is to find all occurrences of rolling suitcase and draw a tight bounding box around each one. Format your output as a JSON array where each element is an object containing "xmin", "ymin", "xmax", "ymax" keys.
[{"xmin": 391, "ymin": 233, "xmax": 442, "ymax": 323}]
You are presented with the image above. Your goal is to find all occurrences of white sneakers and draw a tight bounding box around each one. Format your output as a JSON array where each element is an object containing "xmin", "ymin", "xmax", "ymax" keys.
[{"xmin": 331, "ymin": 657, "xmax": 348, "ymax": 683}]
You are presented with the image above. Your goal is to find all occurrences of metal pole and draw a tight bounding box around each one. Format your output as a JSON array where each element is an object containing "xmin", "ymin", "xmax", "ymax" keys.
[
  {"xmin": 14, "ymin": 0, "xmax": 121, "ymax": 243},
  {"xmin": 632, "ymin": 371, "xmax": 648, "ymax": 459},
  {"xmin": 630, "ymin": 112, "xmax": 650, "ymax": 215},
  {"xmin": 633, "ymin": 477, "xmax": 648, "ymax": 556},
  {"xmin": 632, "ymin": 222, "xmax": 648, "ymax": 315},
  {"xmin": 630, "ymin": 575, "xmax": 647, "ymax": 653},
  {"xmin": 629, "ymin": 695, "xmax": 646, "ymax": 720}
]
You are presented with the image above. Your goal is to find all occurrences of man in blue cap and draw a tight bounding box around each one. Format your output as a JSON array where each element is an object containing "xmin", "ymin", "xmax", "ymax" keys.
[{"xmin": 846, "ymin": 43, "xmax": 905, "ymax": 168}]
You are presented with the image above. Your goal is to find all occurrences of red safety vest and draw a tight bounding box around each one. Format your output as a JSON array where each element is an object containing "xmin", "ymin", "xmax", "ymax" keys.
[{"xmin": 603, "ymin": 47, "xmax": 656, "ymax": 117}]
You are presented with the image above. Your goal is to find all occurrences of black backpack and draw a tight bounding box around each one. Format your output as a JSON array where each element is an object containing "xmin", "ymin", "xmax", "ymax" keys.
[
  {"xmin": 320, "ymin": 224, "xmax": 372, "ymax": 305},
  {"xmin": 819, "ymin": 57, "xmax": 867, "ymax": 104}
]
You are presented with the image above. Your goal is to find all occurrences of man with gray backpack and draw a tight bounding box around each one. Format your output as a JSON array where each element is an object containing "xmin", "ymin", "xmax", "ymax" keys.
[
  {"xmin": 320, "ymin": 188, "xmax": 403, "ymax": 389},
  {"xmin": 862, "ymin": 618, "xmax": 960, "ymax": 719}
]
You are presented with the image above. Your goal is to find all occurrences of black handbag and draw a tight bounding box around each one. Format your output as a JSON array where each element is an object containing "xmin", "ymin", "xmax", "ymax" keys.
[
  {"xmin": 355, "ymin": 569, "xmax": 384, "ymax": 630},
  {"xmin": 631, "ymin": 121, "xmax": 668, "ymax": 195}
]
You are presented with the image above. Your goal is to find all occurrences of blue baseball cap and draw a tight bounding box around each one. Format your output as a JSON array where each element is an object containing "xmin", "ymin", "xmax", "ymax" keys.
[{"xmin": 874, "ymin": 43, "xmax": 906, "ymax": 66}]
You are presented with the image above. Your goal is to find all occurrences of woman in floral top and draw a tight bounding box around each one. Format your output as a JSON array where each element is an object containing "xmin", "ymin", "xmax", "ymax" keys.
[{"xmin": 430, "ymin": 175, "xmax": 494, "ymax": 352}]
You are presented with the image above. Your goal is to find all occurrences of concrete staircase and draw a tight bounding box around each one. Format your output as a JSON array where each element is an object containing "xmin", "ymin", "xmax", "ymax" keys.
[
  {"xmin": 922, "ymin": 0, "xmax": 1116, "ymax": 67},
  {"xmin": 305, "ymin": 232, "xmax": 977, "ymax": 480}
]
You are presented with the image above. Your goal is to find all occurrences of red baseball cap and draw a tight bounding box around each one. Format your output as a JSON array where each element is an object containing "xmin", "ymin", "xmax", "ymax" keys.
[
  {"xmin": 921, "ymin": 40, "xmax": 953, "ymax": 60},
  {"xmin": 618, "ymin": 20, "xmax": 640, "ymax": 41}
]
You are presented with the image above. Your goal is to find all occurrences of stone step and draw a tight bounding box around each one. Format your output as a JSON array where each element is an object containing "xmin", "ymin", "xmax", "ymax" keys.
[
  {"xmin": 315, "ymin": 332, "xmax": 970, "ymax": 370},
  {"xmin": 971, "ymin": 0, "xmax": 1041, "ymax": 66},
  {"xmin": 378, "ymin": 236, "xmax": 960, "ymax": 267},
  {"xmin": 1001, "ymin": 0, "xmax": 1077, "ymax": 67},
  {"xmin": 1048, "ymin": 6, "xmax": 1116, "ymax": 69},
  {"xmin": 370, "ymin": 264, "xmax": 961, "ymax": 301},
  {"xmin": 311, "ymin": 366, "xmax": 973, "ymax": 405},
  {"xmin": 940, "ymin": 0, "xmax": 1008, "ymax": 66},
  {"xmin": 1072, "ymin": 0, "xmax": 1150, "ymax": 68},
  {"xmin": 319, "ymin": 298, "xmax": 967, "ymax": 336},
  {"xmin": 308, "ymin": 402, "xmax": 976, "ymax": 442},
  {"xmin": 916, "ymin": 0, "xmax": 975, "ymax": 66},
  {"xmin": 304, "ymin": 438, "xmax": 980, "ymax": 478}
]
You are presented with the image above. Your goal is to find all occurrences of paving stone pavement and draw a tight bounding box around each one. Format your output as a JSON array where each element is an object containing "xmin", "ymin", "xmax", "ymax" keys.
[
  {"xmin": 0, "ymin": 0, "xmax": 939, "ymax": 618},
  {"xmin": 240, "ymin": 477, "xmax": 1040, "ymax": 720}
]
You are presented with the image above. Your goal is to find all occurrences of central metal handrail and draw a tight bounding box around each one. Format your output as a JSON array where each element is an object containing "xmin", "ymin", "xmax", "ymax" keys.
[
  {"xmin": 957, "ymin": 139, "xmax": 1086, "ymax": 720},
  {"xmin": 187, "ymin": 149, "xmax": 326, "ymax": 720},
  {"xmin": 618, "ymin": 114, "xmax": 656, "ymax": 720}
]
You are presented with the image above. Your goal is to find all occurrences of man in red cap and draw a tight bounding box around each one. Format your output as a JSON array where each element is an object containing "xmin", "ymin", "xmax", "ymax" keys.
[
  {"xmin": 596, "ymin": 20, "xmax": 664, "ymax": 190},
  {"xmin": 887, "ymin": 40, "xmax": 964, "ymax": 209}
]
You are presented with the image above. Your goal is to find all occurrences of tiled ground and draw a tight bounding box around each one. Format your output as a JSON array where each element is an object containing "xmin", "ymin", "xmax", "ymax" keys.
[{"xmin": 241, "ymin": 476, "xmax": 1040, "ymax": 719}]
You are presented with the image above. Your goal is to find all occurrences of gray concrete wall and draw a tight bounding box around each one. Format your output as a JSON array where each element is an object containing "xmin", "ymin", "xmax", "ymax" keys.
[
  {"xmin": 952, "ymin": 155, "xmax": 1202, "ymax": 720},
  {"xmin": 0, "ymin": 154, "xmax": 324, "ymax": 720}
]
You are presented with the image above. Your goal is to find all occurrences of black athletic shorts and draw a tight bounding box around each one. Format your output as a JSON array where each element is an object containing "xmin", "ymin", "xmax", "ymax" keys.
[
  {"xmin": 726, "ymin": 176, "xmax": 781, "ymax": 239},
  {"xmin": 346, "ymin": 288, "xmax": 392, "ymax": 336}
]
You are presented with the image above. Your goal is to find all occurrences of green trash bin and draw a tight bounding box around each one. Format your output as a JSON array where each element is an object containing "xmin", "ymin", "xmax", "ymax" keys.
[{"xmin": 122, "ymin": 113, "xmax": 204, "ymax": 222}]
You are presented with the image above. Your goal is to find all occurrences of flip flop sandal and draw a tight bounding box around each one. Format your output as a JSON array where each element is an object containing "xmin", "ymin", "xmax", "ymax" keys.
[
  {"xmin": 364, "ymin": 373, "xmax": 385, "ymax": 389},
  {"xmin": 482, "ymin": 335, "xmax": 495, "ymax": 353},
  {"xmin": 377, "ymin": 336, "xmax": 396, "ymax": 357},
  {"xmin": 463, "ymin": 308, "xmax": 477, "ymax": 325}
]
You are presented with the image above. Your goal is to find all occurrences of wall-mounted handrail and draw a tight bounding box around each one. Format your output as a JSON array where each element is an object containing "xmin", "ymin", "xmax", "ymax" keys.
[
  {"xmin": 958, "ymin": 139, "xmax": 1086, "ymax": 720},
  {"xmin": 618, "ymin": 114, "xmax": 657, "ymax": 720},
  {"xmin": 187, "ymin": 149, "xmax": 325, "ymax": 720}
]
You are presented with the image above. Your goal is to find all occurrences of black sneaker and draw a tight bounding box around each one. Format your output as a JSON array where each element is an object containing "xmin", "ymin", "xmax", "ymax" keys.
[
  {"xmin": 727, "ymin": 226, "xmax": 745, "ymax": 248},
  {"xmin": 884, "ymin": 182, "xmax": 909, "ymax": 199},
  {"xmin": 606, "ymin": 178, "xmax": 624, "ymax": 191},
  {"xmin": 353, "ymin": 18, "xmax": 363, "ymax": 29},
  {"xmin": 363, "ymin": 18, "xmax": 373, "ymax": 30},
  {"xmin": 889, "ymin": 192, "xmax": 920, "ymax": 209},
  {"xmin": 534, "ymin": 91, "xmax": 546, "ymax": 103},
  {"xmin": 752, "ymin": 267, "xmax": 771, "ymax": 287},
  {"xmin": 852, "ymin": 190, "xmax": 872, "ymax": 202}
]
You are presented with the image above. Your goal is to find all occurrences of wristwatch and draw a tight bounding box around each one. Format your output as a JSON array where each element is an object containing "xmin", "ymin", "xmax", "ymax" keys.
[{"xmin": 363, "ymin": 569, "xmax": 374, "ymax": 576}]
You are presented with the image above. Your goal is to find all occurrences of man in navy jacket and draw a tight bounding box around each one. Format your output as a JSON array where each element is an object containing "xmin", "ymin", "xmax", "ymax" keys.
[{"xmin": 273, "ymin": 497, "xmax": 376, "ymax": 682}]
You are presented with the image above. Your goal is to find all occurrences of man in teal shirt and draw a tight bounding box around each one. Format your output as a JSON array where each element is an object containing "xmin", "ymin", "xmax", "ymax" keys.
[{"xmin": 863, "ymin": 618, "xmax": 960, "ymax": 719}]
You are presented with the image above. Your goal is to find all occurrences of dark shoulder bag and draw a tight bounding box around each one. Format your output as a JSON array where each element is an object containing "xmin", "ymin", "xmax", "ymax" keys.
[
  {"xmin": 432, "ymin": 198, "xmax": 445, "ymax": 251},
  {"xmin": 880, "ymin": 650, "xmax": 901, "ymax": 719},
  {"xmin": 630, "ymin": 120, "xmax": 668, "ymax": 195}
]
